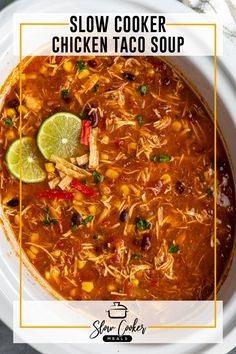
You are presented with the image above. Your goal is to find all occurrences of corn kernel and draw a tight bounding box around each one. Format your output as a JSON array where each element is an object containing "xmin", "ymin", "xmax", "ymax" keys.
[
  {"xmin": 161, "ymin": 173, "xmax": 171, "ymax": 185},
  {"xmin": 51, "ymin": 268, "xmax": 60, "ymax": 285},
  {"xmin": 147, "ymin": 68, "xmax": 155, "ymax": 77},
  {"xmin": 101, "ymin": 153, "xmax": 109, "ymax": 160},
  {"xmin": 78, "ymin": 260, "xmax": 86, "ymax": 269},
  {"xmin": 14, "ymin": 215, "xmax": 20, "ymax": 225},
  {"xmin": 88, "ymin": 205, "xmax": 97, "ymax": 215},
  {"xmin": 70, "ymin": 288, "xmax": 77, "ymax": 297},
  {"xmin": 45, "ymin": 162, "xmax": 55, "ymax": 173},
  {"xmin": 40, "ymin": 66, "xmax": 47, "ymax": 75},
  {"xmin": 127, "ymin": 224, "xmax": 134, "ymax": 233},
  {"xmin": 131, "ymin": 278, "xmax": 139, "ymax": 287},
  {"xmin": 78, "ymin": 69, "xmax": 90, "ymax": 80},
  {"xmin": 45, "ymin": 271, "xmax": 51, "ymax": 280},
  {"xmin": 204, "ymin": 171, "xmax": 209, "ymax": 181},
  {"xmin": 128, "ymin": 142, "xmax": 137, "ymax": 153},
  {"xmin": 172, "ymin": 120, "xmax": 182, "ymax": 132},
  {"xmin": 82, "ymin": 281, "xmax": 94, "ymax": 293},
  {"xmin": 107, "ymin": 284, "xmax": 116, "ymax": 292},
  {"xmin": 30, "ymin": 245, "xmax": 39, "ymax": 255},
  {"xmin": 120, "ymin": 184, "xmax": 130, "ymax": 196},
  {"xmin": 20, "ymin": 73, "xmax": 26, "ymax": 80},
  {"xmin": 27, "ymin": 249, "xmax": 36, "ymax": 259},
  {"xmin": 63, "ymin": 61, "xmax": 74, "ymax": 73},
  {"xmin": 18, "ymin": 105, "xmax": 28, "ymax": 115},
  {"xmin": 6, "ymin": 108, "xmax": 16, "ymax": 117},
  {"xmin": 101, "ymin": 195, "xmax": 108, "ymax": 202},
  {"xmin": 115, "ymin": 200, "xmax": 122, "ymax": 209},
  {"xmin": 6, "ymin": 130, "xmax": 16, "ymax": 141},
  {"xmin": 105, "ymin": 168, "xmax": 119, "ymax": 180},
  {"xmin": 31, "ymin": 233, "xmax": 39, "ymax": 242}
]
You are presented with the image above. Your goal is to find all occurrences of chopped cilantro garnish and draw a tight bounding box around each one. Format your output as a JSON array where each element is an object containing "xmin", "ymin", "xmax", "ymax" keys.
[
  {"xmin": 82, "ymin": 215, "xmax": 94, "ymax": 225},
  {"xmin": 206, "ymin": 187, "xmax": 214, "ymax": 198},
  {"xmin": 136, "ymin": 115, "xmax": 143, "ymax": 126},
  {"xmin": 71, "ymin": 224, "xmax": 78, "ymax": 232},
  {"xmin": 159, "ymin": 154, "xmax": 171, "ymax": 162},
  {"xmin": 42, "ymin": 219, "xmax": 50, "ymax": 226},
  {"xmin": 151, "ymin": 155, "xmax": 158, "ymax": 162},
  {"xmin": 151, "ymin": 154, "xmax": 171, "ymax": 163},
  {"xmin": 168, "ymin": 243, "xmax": 179, "ymax": 253},
  {"xmin": 135, "ymin": 218, "xmax": 151, "ymax": 231},
  {"xmin": 92, "ymin": 170, "xmax": 103, "ymax": 184},
  {"xmin": 92, "ymin": 84, "xmax": 99, "ymax": 92},
  {"xmin": 131, "ymin": 254, "xmax": 143, "ymax": 260},
  {"xmin": 138, "ymin": 85, "xmax": 148, "ymax": 96},
  {"xmin": 4, "ymin": 117, "xmax": 13, "ymax": 127},
  {"xmin": 79, "ymin": 111, "xmax": 90, "ymax": 120},
  {"xmin": 76, "ymin": 60, "xmax": 88, "ymax": 71},
  {"xmin": 42, "ymin": 208, "xmax": 57, "ymax": 227},
  {"xmin": 93, "ymin": 233, "xmax": 100, "ymax": 240},
  {"xmin": 61, "ymin": 89, "xmax": 69, "ymax": 98}
]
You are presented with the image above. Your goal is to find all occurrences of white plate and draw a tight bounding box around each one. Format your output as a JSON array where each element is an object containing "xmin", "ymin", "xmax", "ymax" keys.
[{"xmin": 0, "ymin": 1, "xmax": 236, "ymax": 354}]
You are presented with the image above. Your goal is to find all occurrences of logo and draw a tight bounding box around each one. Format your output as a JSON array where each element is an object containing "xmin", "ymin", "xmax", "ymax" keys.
[
  {"xmin": 107, "ymin": 301, "xmax": 128, "ymax": 319},
  {"xmin": 89, "ymin": 302, "xmax": 147, "ymax": 342}
]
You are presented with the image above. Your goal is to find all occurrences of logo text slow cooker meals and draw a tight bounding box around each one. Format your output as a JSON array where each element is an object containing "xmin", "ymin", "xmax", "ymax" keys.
[{"xmin": 89, "ymin": 302, "xmax": 147, "ymax": 342}]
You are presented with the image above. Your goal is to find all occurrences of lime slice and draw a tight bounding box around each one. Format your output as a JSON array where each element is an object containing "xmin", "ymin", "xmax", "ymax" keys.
[
  {"xmin": 37, "ymin": 112, "xmax": 82, "ymax": 160},
  {"xmin": 5, "ymin": 137, "xmax": 46, "ymax": 183}
]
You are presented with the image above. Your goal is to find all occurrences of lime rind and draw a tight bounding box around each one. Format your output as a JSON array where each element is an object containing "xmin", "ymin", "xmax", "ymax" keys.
[
  {"xmin": 5, "ymin": 137, "xmax": 46, "ymax": 183},
  {"xmin": 37, "ymin": 112, "xmax": 82, "ymax": 160}
]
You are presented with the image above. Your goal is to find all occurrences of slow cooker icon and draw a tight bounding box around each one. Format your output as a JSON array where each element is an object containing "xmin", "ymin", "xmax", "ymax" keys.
[{"xmin": 107, "ymin": 302, "xmax": 128, "ymax": 319}]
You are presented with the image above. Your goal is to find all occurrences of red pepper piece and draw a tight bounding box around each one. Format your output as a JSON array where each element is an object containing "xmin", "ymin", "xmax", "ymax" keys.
[
  {"xmin": 71, "ymin": 179, "xmax": 98, "ymax": 197},
  {"xmin": 35, "ymin": 190, "xmax": 74, "ymax": 200},
  {"xmin": 80, "ymin": 120, "xmax": 91, "ymax": 145}
]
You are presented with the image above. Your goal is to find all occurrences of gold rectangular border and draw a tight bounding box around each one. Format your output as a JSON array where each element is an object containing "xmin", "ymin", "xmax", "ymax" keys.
[{"xmin": 19, "ymin": 22, "xmax": 217, "ymax": 330}]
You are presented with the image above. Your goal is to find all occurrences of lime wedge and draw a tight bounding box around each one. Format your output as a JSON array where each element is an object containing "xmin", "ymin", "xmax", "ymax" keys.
[
  {"xmin": 37, "ymin": 112, "xmax": 82, "ymax": 160},
  {"xmin": 5, "ymin": 137, "xmax": 46, "ymax": 183}
]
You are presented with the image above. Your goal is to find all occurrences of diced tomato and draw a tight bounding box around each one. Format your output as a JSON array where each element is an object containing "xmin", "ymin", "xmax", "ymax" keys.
[{"xmin": 80, "ymin": 120, "xmax": 91, "ymax": 145}]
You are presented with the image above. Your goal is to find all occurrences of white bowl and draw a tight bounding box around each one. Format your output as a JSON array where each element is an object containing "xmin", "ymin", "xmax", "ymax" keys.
[{"xmin": 0, "ymin": 0, "xmax": 235, "ymax": 353}]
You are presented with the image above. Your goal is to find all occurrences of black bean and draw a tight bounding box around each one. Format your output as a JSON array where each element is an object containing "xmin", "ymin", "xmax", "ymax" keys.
[
  {"xmin": 162, "ymin": 77, "xmax": 171, "ymax": 86},
  {"xmin": 7, "ymin": 99, "xmax": 19, "ymax": 108},
  {"xmin": 186, "ymin": 106, "xmax": 197, "ymax": 122},
  {"xmin": 80, "ymin": 164, "xmax": 88, "ymax": 171},
  {"xmin": 63, "ymin": 97, "xmax": 71, "ymax": 104},
  {"xmin": 88, "ymin": 60, "xmax": 97, "ymax": 68},
  {"xmin": 71, "ymin": 212, "xmax": 82, "ymax": 226},
  {"xmin": 141, "ymin": 234, "xmax": 151, "ymax": 251},
  {"xmin": 7, "ymin": 198, "xmax": 19, "ymax": 207},
  {"xmin": 83, "ymin": 106, "xmax": 99, "ymax": 128},
  {"xmin": 175, "ymin": 181, "xmax": 185, "ymax": 194},
  {"xmin": 123, "ymin": 72, "xmax": 136, "ymax": 81},
  {"xmin": 120, "ymin": 210, "xmax": 128, "ymax": 222},
  {"xmin": 90, "ymin": 110, "xmax": 99, "ymax": 128}
]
